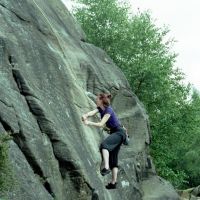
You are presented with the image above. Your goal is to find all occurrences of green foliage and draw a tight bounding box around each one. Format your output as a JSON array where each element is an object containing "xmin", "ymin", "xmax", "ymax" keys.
[
  {"xmin": 73, "ymin": 0, "xmax": 200, "ymax": 189},
  {"xmin": 0, "ymin": 132, "xmax": 15, "ymax": 195},
  {"xmin": 175, "ymin": 91, "xmax": 200, "ymax": 187},
  {"xmin": 182, "ymin": 150, "xmax": 200, "ymax": 186}
]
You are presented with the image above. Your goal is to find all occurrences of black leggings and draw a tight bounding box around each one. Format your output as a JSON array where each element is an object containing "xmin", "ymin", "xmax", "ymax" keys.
[{"xmin": 99, "ymin": 127, "xmax": 125, "ymax": 169}]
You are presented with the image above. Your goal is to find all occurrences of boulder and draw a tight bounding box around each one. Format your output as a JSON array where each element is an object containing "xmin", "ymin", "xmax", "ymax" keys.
[{"xmin": 0, "ymin": 0, "xmax": 180, "ymax": 199}]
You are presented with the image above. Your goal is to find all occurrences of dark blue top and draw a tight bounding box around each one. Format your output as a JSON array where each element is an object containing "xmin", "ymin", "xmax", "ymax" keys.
[{"xmin": 97, "ymin": 106, "xmax": 121, "ymax": 129}]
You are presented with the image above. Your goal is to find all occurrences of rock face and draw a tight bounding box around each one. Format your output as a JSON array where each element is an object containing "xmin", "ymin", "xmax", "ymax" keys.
[
  {"xmin": 177, "ymin": 185, "xmax": 200, "ymax": 200},
  {"xmin": 0, "ymin": 0, "xmax": 180, "ymax": 199}
]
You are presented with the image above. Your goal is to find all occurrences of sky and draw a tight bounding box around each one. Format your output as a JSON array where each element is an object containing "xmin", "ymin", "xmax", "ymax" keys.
[{"xmin": 62, "ymin": 0, "xmax": 200, "ymax": 91}]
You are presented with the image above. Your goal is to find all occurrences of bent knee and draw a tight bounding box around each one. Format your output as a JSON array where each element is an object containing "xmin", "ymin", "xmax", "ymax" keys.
[
  {"xmin": 99, "ymin": 142, "xmax": 111, "ymax": 152},
  {"xmin": 110, "ymin": 164, "xmax": 119, "ymax": 170}
]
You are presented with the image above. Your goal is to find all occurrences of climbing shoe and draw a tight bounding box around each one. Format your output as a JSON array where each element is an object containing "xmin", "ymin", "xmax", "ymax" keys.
[
  {"xmin": 100, "ymin": 168, "xmax": 111, "ymax": 176},
  {"xmin": 105, "ymin": 182, "xmax": 117, "ymax": 189}
]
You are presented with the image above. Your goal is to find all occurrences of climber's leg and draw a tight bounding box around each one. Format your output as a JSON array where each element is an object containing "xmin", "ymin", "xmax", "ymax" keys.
[
  {"xmin": 100, "ymin": 152, "xmax": 104, "ymax": 170},
  {"xmin": 105, "ymin": 146, "xmax": 120, "ymax": 189},
  {"xmin": 105, "ymin": 167, "xmax": 118, "ymax": 189},
  {"xmin": 100, "ymin": 149, "xmax": 111, "ymax": 176},
  {"xmin": 111, "ymin": 167, "xmax": 118, "ymax": 184},
  {"xmin": 102, "ymin": 149, "xmax": 109, "ymax": 169},
  {"xmin": 99, "ymin": 131, "xmax": 123, "ymax": 176}
]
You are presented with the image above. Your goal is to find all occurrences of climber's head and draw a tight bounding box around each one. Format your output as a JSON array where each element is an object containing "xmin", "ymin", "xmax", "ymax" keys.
[{"xmin": 96, "ymin": 93, "xmax": 112, "ymax": 107}]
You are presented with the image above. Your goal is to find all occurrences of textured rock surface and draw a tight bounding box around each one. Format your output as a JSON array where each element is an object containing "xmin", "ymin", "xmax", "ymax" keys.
[
  {"xmin": 177, "ymin": 185, "xmax": 200, "ymax": 200},
  {"xmin": 0, "ymin": 0, "xmax": 180, "ymax": 199},
  {"xmin": 142, "ymin": 175, "xmax": 181, "ymax": 200}
]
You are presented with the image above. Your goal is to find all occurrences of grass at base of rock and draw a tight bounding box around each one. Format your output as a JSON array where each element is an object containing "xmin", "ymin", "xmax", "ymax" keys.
[{"xmin": 0, "ymin": 132, "xmax": 18, "ymax": 198}]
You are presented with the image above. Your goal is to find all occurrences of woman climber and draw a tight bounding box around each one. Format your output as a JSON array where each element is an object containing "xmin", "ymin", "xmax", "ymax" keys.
[{"xmin": 82, "ymin": 93, "xmax": 128, "ymax": 189}]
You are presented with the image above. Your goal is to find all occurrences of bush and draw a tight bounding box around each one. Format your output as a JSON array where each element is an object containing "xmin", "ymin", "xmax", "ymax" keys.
[{"xmin": 0, "ymin": 132, "xmax": 15, "ymax": 196}]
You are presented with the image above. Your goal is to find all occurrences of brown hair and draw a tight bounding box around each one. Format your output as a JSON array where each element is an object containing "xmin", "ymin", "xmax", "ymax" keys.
[{"xmin": 98, "ymin": 93, "xmax": 112, "ymax": 107}]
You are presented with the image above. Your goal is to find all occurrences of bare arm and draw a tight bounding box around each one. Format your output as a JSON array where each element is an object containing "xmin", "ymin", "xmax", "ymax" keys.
[
  {"xmin": 84, "ymin": 114, "xmax": 111, "ymax": 128},
  {"xmin": 82, "ymin": 109, "xmax": 99, "ymax": 121}
]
